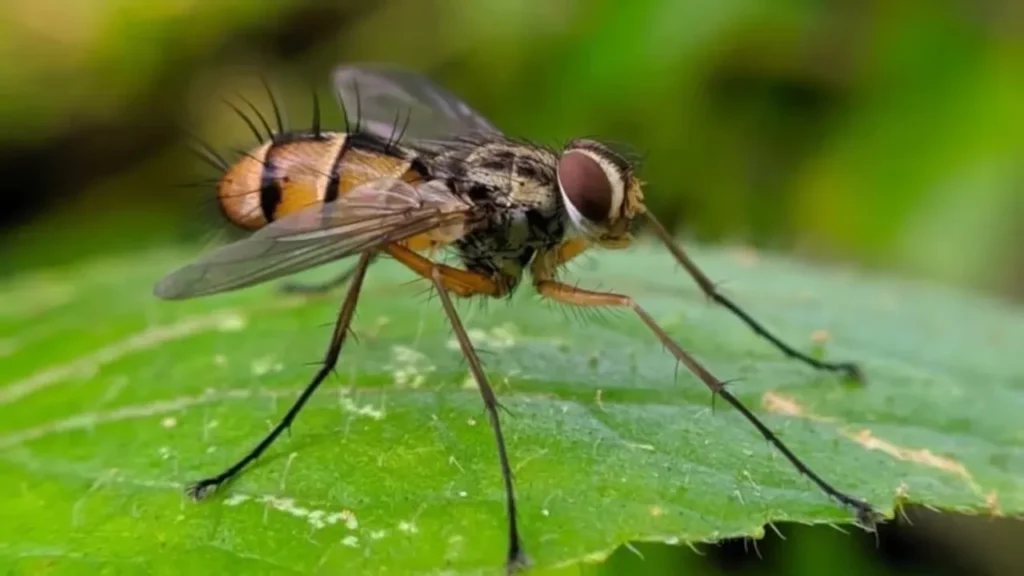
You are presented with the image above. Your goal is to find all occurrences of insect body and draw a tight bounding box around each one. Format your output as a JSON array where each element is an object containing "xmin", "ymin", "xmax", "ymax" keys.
[{"xmin": 157, "ymin": 65, "xmax": 881, "ymax": 573}]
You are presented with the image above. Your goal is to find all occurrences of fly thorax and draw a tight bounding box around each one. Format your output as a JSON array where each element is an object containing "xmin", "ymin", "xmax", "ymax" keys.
[{"xmin": 505, "ymin": 211, "xmax": 531, "ymax": 249}]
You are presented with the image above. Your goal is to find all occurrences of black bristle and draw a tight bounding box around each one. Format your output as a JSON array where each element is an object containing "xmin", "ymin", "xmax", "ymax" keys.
[
  {"xmin": 311, "ymin": 88, "xmax": 322, "ymax": 138},
  {"xmin": 186, "ymin": 134, "xmax": 229, "ymax": 172},
  {"xmin": 238, "ymin": 94, "xmax": 275, "ymax": 143},
  {"xmin": 352, "ymin": 80, "xmax": 362, "ymax": 133},
  {"xmin": 222, "ymin": 98, "xmax": 265, "ymax": 144},
  {"xmin": 260, "ymin": 75, "xmax": 286, "ymax": 136}
]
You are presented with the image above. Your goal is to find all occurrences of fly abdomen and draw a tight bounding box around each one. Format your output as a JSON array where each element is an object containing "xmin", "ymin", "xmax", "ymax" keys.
[
  {"xmin": 216, "ymin": 133, "xmax": 344, "ymax": 230},
  {"xmin": 216, "ymin": 140, "xmax": 273, "ymax": 230},
  {"xmin": 216, "ymin": 132, "xmax": 419, "ymax": 231}
]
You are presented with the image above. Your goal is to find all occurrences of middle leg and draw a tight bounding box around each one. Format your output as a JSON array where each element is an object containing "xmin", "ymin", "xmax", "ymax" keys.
[{"xmin": 389, "ymin": 244, "xmax": 525, "ymax": 571}]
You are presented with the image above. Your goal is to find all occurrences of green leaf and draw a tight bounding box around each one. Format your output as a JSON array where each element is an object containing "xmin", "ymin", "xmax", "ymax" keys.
[{"xmin": 1, "ymin": 243, "xmax": 1020, "ymax": 574}]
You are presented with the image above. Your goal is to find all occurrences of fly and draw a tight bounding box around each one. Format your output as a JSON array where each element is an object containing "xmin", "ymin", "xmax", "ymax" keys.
[{"xmin": 156, "ymin": 64, "xmax": 882, "ymax": 572}]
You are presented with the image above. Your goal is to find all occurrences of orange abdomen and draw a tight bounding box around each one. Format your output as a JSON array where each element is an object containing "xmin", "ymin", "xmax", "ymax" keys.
[{"xmin": 216, "ymin": 132, "xmax": 419, "ymax": 231}]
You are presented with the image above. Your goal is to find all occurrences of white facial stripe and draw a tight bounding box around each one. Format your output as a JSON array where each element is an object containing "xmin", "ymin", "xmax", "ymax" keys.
[
  {"xmin": 572, "ymin": 148, "xmax": 624, "ymax": 221},
  {"xmin": 558, "ymin": 179, "xmax": 602, "ymax": 237}
]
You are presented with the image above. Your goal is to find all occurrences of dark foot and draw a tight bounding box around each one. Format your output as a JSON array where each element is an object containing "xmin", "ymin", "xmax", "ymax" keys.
[
  {"xmin": 185, "ymin": 477, "xmax": 224, "ymax": 500},
  {"xmin": 505, "ymin": 543, "xmax": 531, "ymax": 575},
  {"xmin": 835, "ymin": 362, "xmax": 865, "ymax": 384},
  {"xmin": 852, "ymin": 500, "xmax": 885, "ymax": 531}
]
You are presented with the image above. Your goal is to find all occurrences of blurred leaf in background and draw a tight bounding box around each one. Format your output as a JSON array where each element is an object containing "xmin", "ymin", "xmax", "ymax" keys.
[{"xmin": 1, "ymin": 0, "xmax": 1021, "ymax": 299}]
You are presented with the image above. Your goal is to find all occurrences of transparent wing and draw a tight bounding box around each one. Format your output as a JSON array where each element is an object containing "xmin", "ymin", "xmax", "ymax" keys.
[
  {"xmin": 154, "ymin": 179, "xmax": 479, "ymax": 300},
  {"xmin": 332, "ymin": 64, "xmax": 501, "ymax": 142}
]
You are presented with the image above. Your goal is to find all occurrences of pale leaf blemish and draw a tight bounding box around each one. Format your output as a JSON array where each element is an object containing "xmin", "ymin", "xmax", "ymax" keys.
[
  {"xmin": 848, "ymin": 428, "xmax": 981, "ymax": 492},
  {"xmin": 0, "ymin": 310, "xmax": 248, "ymax": 405},
  {"xmin": 624, "ymin": 442, "xmax": 655, "ymax": 452},
  {"xmin": 224, "ymin": 493, "xmax": 251, "ymax": 506},
  {"xmin": 763, "ymin": 391, "xmax": 982, "ymax": 493},
  {"xmin": 0, "ymin": 386, "xmax": 352, "ymax": 450},
  {"xmin": 257, "ymin": 495, "xmax": 350, "ymax": 530},
  {"xmin": 365, "ymin": 315, "xmax": 390, "ymax": 338},
  {"xmin": 158, "ymin": 446, "xmax": 173, "ymax": 460},
  {"xmin": 458, "ymin": 490, "xmax": 467, "ymax": 497},
  {"xmin": 369, "ymin": 529, "xmax": 388, "ymax": 540},
  {"xmin": 213, "ymin": 354, "xmax": 228, "ymax": 367},
  {"xmin": 810, "ymin": 329, "xmax": 831, "ymax": 345},
  {"xmin": 309, "ymin": 510, "xmax": 326, "ymax": 526},
  {"xmin": 398, "ymin": 521, "xmax": 419, "ymax": 534},
  {"xmin": 467, "ymin": 418, "xmax": 477, "ymax": 427},
  {"xmin": 649, "ymin": 505, "xmax": 663, "ymax": 517},
  {"xmin": 161, "ymin": 416, "xmax": 178, "ymax": 429},
  {"xmin": 448, "ymin": 323, "xmax": 518, "ymax": 351},
  {"xmin": 338, "ymin": 509, "xmax": 359, "ymax": 530},
  {"xmin": 217, "ymin": 314, "xmax": 247, "ymax": 332},
  {"xmin": 761, "ymin": 391, "xmax": 835, "ymax": 423},
  {"xmin": 0, "ymin": 389, "xmax": 250, "ymax": 448},
  {"xmin": 340, "ymin": 535, "xmax": 359, "ymax": 548},
  {"xmin": 251, "ymin": 355, "xmax": 283, "ymax": 377},
  {"xmin": 387, "ymin": 346, "xmax": 435, "ymax": 389},
  {"xmin": 338, "ymin": 390, "xmax": 385, "ymax": 420},
  {"xmin": 541, "ymin": 508, "xmax": 550, "ymax": 517}
]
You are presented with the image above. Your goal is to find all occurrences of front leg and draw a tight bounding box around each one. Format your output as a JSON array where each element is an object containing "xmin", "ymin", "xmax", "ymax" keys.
[
  {"xmin": 532, "ymin": 276, "xmax": 881, "ymax": 528},
  {"xmin": 529, "ymin": 237, "xmax": 590, "ymax": 279}
]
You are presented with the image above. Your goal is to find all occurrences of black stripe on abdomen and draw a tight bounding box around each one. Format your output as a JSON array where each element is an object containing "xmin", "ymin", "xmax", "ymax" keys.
[
  {"xmin": 258, "ymin": 152, "xmax": 282, "ymax": 223},
  {"xmin": 322, "ymin": 135, "xmax": 350, "ymax": 204}
]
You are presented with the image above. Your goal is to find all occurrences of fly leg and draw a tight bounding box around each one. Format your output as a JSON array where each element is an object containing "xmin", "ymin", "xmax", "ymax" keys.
[
  {"xmin": 385, "ymin": 243, "xmax": 507, "ymax": 297},
  {"xmin": 533, "ymin": 277, "xmax": 882, "ymax": 529},
  {"xmin": 279, "ymin": 265, "xmax": 359, "ymax": 295},
  {"xmin": 644, "ymin": 213, "xmax": 863, "ymax": 381},
  {"xmin": 187, "ymin": 252, "xmax": 374, "ymax": 499},
  {"xmin": 388, "ymin": 243, "xmax": 525, "ymax": 572}
]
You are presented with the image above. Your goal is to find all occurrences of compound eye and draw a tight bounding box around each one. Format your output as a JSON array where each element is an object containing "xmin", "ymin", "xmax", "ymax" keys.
[{"xmin": 557, "ymin": 150, "xmax": 613, "ymax": 223}]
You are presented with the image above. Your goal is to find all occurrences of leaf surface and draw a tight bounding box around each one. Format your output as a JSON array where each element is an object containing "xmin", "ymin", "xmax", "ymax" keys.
[{"xmin": 1, "ymin": 244, "xmax": 1021, "ymax": 574}]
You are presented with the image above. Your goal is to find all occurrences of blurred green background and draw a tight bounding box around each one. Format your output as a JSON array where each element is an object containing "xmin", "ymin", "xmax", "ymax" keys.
[{"xmin": 0, "ymin": 0, "xmax": 1021, "ymax": 574}]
